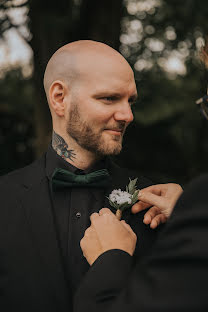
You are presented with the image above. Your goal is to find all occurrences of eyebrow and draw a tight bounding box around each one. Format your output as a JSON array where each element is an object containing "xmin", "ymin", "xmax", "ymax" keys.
[
  {"xmin": 129, "ymin": 94, "xmax": 138, "ymax": 101},
  {"xmin": 94, "ymin": 91, "xmax": 138, "ymax": 101}
]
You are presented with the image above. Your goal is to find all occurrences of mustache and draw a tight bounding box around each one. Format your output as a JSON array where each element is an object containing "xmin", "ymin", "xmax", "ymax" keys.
[{"xmin": 104, "ymin": 122, "xmax": 126, "ymax": 132}]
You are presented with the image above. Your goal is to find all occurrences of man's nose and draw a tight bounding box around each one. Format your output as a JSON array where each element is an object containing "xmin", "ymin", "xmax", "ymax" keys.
[{"xmin": 114, "ymin": 103, "xmax": 134, "ymax": 123}]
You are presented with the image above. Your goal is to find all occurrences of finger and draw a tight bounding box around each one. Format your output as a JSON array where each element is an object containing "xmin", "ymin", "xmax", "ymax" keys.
[
  {"xmin": 84, "ymin": 226, "xmax": 94, "ymax": 237},
  {"xmin": 131, "ymin": 201, "xmax": 151, "ymax": 214},
  {"xmin": 90, "ymin": 212, "xmax": 99, "ymax": 222},
  {"xmin": 150, "ymin": 214, "xmax": 167, "ymax": 229},
  {"xmin": 139, "ymin": 185, "xmax": 163, "ymax": 196},
  {"xmin": 132, "ymin": 186, "xmax": 160, "ymax": 214},
  {"xmin": 121, "ymin": 220, "xmax": 132, "ymax": 232},
  {"xmin": 84, "ymin": 228, "xmax": 90, "ymax": 237},
  {"xmin": 80, "ymin": 237, "xmax": 85, "ymax": 251},
  {"xmin": 138, "ymin": 191, "xmax": 167, "ymax": 209},
  {"xmin": 121, "ymin": 220, "xmax": 137, "ymax": 237},
  {"xmin": 99, "ymin": 208, "xmax": 113, "ymax": 216},
  {"xmin": 143, "ymin": 206, "xmax": 160, "ymax": 224}
]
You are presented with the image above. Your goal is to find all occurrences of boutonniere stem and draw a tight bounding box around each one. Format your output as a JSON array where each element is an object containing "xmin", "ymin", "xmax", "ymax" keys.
[
  {"xmin": 116, "ymin": 209, "xmax": 122, "ymax": 220},
  {"xmin": 108, "ymin": 178, "xmax": 140, "ymax": 220}
]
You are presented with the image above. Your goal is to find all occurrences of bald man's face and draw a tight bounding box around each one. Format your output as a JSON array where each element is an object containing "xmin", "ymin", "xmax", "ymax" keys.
[{"xmin": 65, "ymin": 53, "xmax": 137, "ymax": 156}]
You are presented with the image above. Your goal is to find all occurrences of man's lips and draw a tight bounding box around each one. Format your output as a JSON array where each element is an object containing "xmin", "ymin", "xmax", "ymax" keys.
[{"xmin": 105, "ymin": 129, "xmax": 123, "ymax": 135}]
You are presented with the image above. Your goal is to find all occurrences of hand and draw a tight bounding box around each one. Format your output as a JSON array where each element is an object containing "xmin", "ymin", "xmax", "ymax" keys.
[
  {"xmin": 131, "ymin": 183, "xmax": 183, "ymax": 229},
  {"xmin": 80, "ymin": 208, "xmax": 137, "ymax": 265},
  {"xmin": 80, "ymin": 226, "xmax": 102, "ymax": 266}
]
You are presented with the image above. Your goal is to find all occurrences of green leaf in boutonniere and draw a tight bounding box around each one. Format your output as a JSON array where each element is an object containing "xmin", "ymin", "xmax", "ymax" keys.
[{"xmin": 107, "ymin": 178, "xmax": 140, "ymax": 220}]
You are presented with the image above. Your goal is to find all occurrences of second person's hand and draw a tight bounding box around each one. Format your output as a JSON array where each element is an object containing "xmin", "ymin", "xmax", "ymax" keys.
[{"xmin": 131, "ymin": 183, "xmax": 183, "ymax": 229}]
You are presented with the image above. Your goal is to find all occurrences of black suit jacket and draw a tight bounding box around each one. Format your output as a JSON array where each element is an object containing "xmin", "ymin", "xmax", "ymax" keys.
[
  {"xmin": 74, "ymin": 174, "xmax": 208, "ymax": 312},
  {"xmin": 0, "ymin": 152, "xmax": 158, "ymax": 312}
]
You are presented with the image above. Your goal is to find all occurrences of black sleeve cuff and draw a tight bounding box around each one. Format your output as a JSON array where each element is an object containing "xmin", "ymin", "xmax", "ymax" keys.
[{"xmin": 74, "ymin": 249, "xmax": 132, "ymax": 307}]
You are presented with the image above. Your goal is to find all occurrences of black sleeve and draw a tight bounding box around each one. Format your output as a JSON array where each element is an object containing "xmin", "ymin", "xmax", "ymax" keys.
[
  {"xmin": 74, "ymin": 174, "xmax": 208, "ymax": 312},
  {"xmin": 74, "ymin": 249, "xmax": 132, "ymax": 311}
]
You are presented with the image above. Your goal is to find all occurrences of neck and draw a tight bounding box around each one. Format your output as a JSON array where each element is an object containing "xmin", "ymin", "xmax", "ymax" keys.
[{"xmin": 52, "ymin": 130, "xmax": 101, "ymax": 170}]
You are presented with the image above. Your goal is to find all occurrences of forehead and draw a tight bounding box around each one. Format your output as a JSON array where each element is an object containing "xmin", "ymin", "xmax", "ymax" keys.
[{"xmin": 78, "ymin": 55, "xmax": 136, "ymax": 93}]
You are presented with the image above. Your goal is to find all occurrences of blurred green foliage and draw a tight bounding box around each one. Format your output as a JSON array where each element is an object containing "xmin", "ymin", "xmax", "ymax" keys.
[
  {"xmin": 1, "ymin": 0, "xmax": 208, "ymax": 185},
  {"xmin": 0, "ymin": 69, "xmax": 35, "ymax": 175},
  {"xmin": 115, "ymin": 0, "xmax": 208, "ymax": 184}
]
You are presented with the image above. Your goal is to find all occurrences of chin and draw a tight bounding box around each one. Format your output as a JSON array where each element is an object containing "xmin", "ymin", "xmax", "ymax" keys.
[{"xmin": 97, "ymin": 140, "xmax": 122, "ymax": 156}]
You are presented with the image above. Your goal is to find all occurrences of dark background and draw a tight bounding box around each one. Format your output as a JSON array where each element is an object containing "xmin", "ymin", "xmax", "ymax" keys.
[{"xmin": 1, "ymin": 0, "xmax": 208, "ymax": 185}]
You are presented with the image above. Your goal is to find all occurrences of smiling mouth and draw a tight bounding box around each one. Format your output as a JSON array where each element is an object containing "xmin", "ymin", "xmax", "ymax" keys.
[{"xmin": 105, "ymin": 129, "xmax": 123, "ymax": 135}]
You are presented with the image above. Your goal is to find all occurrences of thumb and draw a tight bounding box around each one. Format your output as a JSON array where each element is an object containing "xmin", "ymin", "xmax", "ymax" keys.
[{"xmin": 138, "ymin": 191, "xmax": 167, "ymax": 210}]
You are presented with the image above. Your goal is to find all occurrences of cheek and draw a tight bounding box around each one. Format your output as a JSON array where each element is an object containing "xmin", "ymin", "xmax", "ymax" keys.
[
  {"xmin": 91, "ymin": 113, "xmax": 114, "ymax": 128},
  {"xmin": 91, "ymin": 103, "xmax": 115, "ymax": 123},
  {"xmin": 78, "ymin": 97, "xmax": 115, "ymax": 124}
]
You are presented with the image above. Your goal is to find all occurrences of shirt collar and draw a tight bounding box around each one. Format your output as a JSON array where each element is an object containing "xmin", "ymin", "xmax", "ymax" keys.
[{"xmin": 45, "ymin": 144, "xmax": 108, "ymax": 180}]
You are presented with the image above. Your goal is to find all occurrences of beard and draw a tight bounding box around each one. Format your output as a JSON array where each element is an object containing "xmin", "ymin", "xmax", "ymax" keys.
[{"xmin": 66, "ymin": 103, "xmax": 126, "ymax": 156}]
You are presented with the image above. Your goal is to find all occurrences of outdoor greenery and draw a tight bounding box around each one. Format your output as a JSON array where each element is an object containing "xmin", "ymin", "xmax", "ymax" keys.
[{"xmin": 0, "ymin": 0, "xmax": 208, "ymax": 184}]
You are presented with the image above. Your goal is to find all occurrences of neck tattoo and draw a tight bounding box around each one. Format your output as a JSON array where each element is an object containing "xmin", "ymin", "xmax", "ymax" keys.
[{"xmin": 52, "ymin": 131, "xmax": 76, "ymax": 161}]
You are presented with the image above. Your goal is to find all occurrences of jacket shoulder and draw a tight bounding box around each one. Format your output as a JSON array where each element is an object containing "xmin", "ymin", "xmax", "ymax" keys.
[
  {"xmin": 0, "ymin": 155, "xmax": 46, "ymax": 189},
  {"xmin": 109, "ymin": 159, "xmax": 153, "ymax": 189},
  {"xmin": 121, "ymin": 167, "xmax": 153, "ymax": 188},
  {"xmin": 175, "ymin": 173, "xmax": 208, "ymax": 208}
]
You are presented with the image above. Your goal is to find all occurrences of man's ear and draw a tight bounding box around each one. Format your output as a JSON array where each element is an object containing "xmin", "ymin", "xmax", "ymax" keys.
[{"xmin": 49, "ymin": 80, "xmax": 68, "ymax": 117}]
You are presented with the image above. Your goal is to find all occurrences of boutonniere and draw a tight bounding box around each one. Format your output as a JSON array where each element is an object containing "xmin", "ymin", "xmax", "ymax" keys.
[{"xmin": 107, "ymin": 178, "xmax": 140, "ymax": 220}]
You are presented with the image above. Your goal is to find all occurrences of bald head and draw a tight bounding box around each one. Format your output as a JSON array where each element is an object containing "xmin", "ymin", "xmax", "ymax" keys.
[
  {"xmin": 45, "ymin": 40, "xmax": 137, "ymax": 162},
  {"xmin": 43, "ymin": 40, "xmax": 133, "ymax": 103}
]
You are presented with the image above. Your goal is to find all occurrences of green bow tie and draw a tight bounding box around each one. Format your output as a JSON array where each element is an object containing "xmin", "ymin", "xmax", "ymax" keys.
[{"xmin": 51, "ymin": 167, "xmax": 111, "ymax": 191}]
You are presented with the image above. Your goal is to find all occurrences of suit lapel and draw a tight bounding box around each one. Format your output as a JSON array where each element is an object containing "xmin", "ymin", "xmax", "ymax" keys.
[
  {"xmin": 21, "ymin": 157, "xmax": 70, "ymax": 310},
  {"xmin": 103, "ymin": 160, "xmax": 133, "ymax": 221},
  {"xmin": 103, "ymin": 160, "xmax": 152, "ymax": 222},
  {"xmin": 103, "ymin": 160, "xmax": 159, "ymax": 259}
]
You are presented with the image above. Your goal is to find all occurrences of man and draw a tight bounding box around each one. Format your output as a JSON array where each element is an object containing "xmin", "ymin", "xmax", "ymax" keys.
[
  {"xmin": 74, "ymin": 49, "xmax": 208, "ymax": 311},
  {"xmin": 0, "ymin": 40, "xmax": 170, "ymax": 311}
]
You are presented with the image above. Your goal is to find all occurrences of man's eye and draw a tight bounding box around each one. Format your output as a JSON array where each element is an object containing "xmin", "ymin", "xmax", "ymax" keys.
[
  {"xmin": 129, "ymin": 99, "xmax": 136, "ymax": 106},
  {"xmin": 102, "ymin": 97, "xmax": 116, "ymax": 101}
]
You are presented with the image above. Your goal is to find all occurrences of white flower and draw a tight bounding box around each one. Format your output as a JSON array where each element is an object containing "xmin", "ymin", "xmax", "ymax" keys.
[
  {"xmin": 109, "ymin": 189, "xmax": 132, "ymax": 205},
  {"xmin": 108, "ymin": 178, "xmax": 140, "ymax": 215}
]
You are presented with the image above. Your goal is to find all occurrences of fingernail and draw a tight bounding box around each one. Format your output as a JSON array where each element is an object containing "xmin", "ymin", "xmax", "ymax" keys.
[{"xmin": 138, "ymin": 191, "xmax": 142, "ymax": 198}]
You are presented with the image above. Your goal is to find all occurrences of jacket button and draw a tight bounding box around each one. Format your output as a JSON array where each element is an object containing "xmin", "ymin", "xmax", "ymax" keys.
[{"xmin": 76, "ymin": 212, "xmax": 81, "ymax": 218}]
